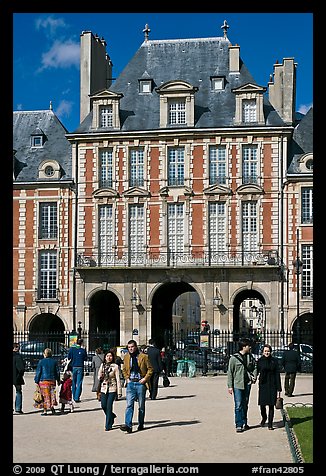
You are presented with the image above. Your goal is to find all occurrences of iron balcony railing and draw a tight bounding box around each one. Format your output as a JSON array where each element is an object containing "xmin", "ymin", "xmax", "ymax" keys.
[{"xmin": 76, "ymin": 249, "xmax": 280, "ymax": 268}]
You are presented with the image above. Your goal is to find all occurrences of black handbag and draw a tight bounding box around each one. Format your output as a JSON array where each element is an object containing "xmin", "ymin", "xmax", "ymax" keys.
[{"xmin": 162, "ymin": 374, "xmax": 170, "ymax": 387}]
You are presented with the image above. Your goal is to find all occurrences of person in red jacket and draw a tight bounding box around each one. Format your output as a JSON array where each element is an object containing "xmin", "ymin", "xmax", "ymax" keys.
[{"xmin": 59, "ymin": 371, "xmax": 74, "ymax": 413}]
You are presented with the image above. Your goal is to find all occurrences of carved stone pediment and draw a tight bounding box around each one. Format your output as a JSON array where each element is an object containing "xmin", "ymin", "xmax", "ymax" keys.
[
  {"xmin": 158, "ymin": 186, "xmax": 194, "ymax": 197},
  {"xmin": 89, "ymin": 89, "xmax": 123, "ymax": 100},
  {"xmin": 232, "ymin": 82, "xmax": 266, "ymax": 94},
  {"xmin": 236, "ymin": 183, "xmax": 264, "ymax": 197},
  {"xmin": 122, "ymin": 187, "xmax": 150, "ymax": 197},
  {"xmin": 203, "ymin": 184, "xmax": 232, "ymax": 196},
  {"xmin": 93, "ymin": 188, "xmax": 119, "ymax": 198}
]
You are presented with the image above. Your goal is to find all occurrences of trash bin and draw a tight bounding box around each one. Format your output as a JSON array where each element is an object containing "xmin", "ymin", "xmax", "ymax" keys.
[
  {"xmin": 176, "ymin": 359, "xmax": 185, "ymax": 377},
  {"xmin": 187, "ymin": 359, "xmax": 196, "ymax": 378}
]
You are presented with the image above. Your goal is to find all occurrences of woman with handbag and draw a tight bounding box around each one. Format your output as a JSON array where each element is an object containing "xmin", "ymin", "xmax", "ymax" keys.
[
  {"xmin": 34, "ymin": 348, "xmax": 61, "ymax": 415},
  {"xmin": 98, "ymin": 350, "xmax": 122, "ymax": 431},
  {"xmin": 257, "ymin": 344, "xmax": 282, "ymax": 430}
]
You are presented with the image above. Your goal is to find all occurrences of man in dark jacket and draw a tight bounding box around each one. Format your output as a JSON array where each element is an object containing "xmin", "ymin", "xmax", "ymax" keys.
[
  {"xmin": 146, "ymin": 339, "xmax": 163, "ymax": 400},
  {"xmin": 68, "ymin": 338, "xmax": 88, "ymax": 402},
  {"xmin": 281, "ymin": 342, "xmax": 301, "ymax": 397},
  {"xmin": 13, "ymin": 342, "xmax": 25, "ymax": 414}
]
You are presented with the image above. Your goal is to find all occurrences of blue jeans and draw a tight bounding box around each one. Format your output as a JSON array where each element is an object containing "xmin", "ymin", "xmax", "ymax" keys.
[
  {"xmin": 14, "ymin": 384, "xmax": 23, "ymax": 412},
  {"xmin": 72, "ymin": 367, "xmax": 84, "ymax": 401},
  {"xmin": 233, "ymin": 384, "xmax": 251, "ymax": 428},
  {"xmin": 125, "ymin": 381, "xmax": 146, "ymax": 428},
  {"xmin": 100, "ymin": 391, "xmax": 117, "ymax": 430}
]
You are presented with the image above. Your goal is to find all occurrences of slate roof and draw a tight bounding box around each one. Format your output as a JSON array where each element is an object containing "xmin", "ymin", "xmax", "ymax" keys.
[
  {"xmin": 13, "ymin": 110, "xmax": 72, "ymax": 182},
  {"xmin": 75, "ymin": 37, "xmax": 286, "ymax": 133},
  {"xmin": 287, "ymin": 106, "xmax": 313, "ymax": 173}
]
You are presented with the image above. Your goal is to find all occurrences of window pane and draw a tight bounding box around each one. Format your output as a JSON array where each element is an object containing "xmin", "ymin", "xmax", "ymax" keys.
[
  {"xmin": 130, "ymin": 149, "xmax": 144, "ymax": 187},
  {"xmin": 99, "ymin": 205, "xmax": 114, "ymax": 265},
  {"xmin": 39, "ymin": 203, "xmax": 57, "ymax": 239},
  {"xmin": 100, "ymin": 149, "xmax": 113, "ymax": 188},
  {"xmin": 168, "ymin": 148, "xmax": 184, "ymax": 186},
  {"xmin": 301, "ymin": 187, "xmax": 313, "ymax": 224},
  {"xmin": 39, "ymin": 251, "xmax": 57, "ymax": 299}
]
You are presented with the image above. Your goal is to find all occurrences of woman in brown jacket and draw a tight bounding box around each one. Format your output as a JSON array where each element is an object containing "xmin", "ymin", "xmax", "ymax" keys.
[{"xmin": 98, "ymin": 350, "xmax": 122, "ymax": 431}]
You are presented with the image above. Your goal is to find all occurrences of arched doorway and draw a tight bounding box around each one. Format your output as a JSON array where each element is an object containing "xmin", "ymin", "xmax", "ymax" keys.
[
  {"xmin": 89, "ymin": 290, "xmax": 120, "ymax": 349},
  {"xmin": 151, "ymin": 282, "xmax": 200, "ymax": 348},
  {"xmin": 233, "ymin": 289, "xmax": 266, "ymax": 338},
  {"xmin": 292, "ymin": 313, "xmax": 313, "ymax": 345},
  {"xmin": 29, "ymin": 313, "xmax": 65, "ymax": 343}
]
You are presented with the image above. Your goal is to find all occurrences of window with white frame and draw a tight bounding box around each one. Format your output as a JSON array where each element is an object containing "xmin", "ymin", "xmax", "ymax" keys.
[
  {"xmin": 100, "ymin": 105, "xmax": 113, "ymax": 127},
  {"xmin": 39, "ymin": 250, "xmax": 57, "ymax": 299},
  {"xmin": 301, "ymin": 187, "xmax": 313, "ymax": 224},
  {"xmin": 209, "ymin": 146, "xmax": 227, "ymax": 185},
  {"xmin": 208, "ymin": 202, "xmax": 226, "ymax": 252},
  {"xmin": 301, "ymin": 245, "xmax": 313, "ymax": 298},
  {"xmin": 169, "ymin": 99, "xmax": 186, "ymax": 125},
  {"xmin": 242, "ymin": 146, "xmax": 258, "ymax": 184},
  {"xmin": 99, "ymin": 205, "xmax": 114, "ymax": 265},
  {"xmin": 168, "ymin": 147, "xmax": 184, "ymax": 186},
  {"xmin": 39, "ymin": 202, "xmax": 58, "ymax": 239},
  {"xmin": 129, "ymin": 205, "xmax": 144, "ymax": 260},
  {"xmin": 139, "ymin": 80, "xmax": 152, "ymax": 93},
  {"xmin": 242, "ymin": 99, "xmax": 257, "ymax": 122},
  {"xmin": 130, "ymin": 149, "xmax": 144, "ymax": 187},
  {"xmin": 211, "ymin": 77, "xmax": 224, "ymax": 91},
  {"xmin": 100, "ymin": 149, "xmax": 113, "ymax": 188},
  {"xmin": 242, "ymin": 202, "xmax": 258, "ymax": 251},
  {"xmin": 168, "ymin": 203, "xmax": 184, "ymax": 253},
  {"xmin": 31, "ymin": 135, "xmax": 43, "ymax": 147}
]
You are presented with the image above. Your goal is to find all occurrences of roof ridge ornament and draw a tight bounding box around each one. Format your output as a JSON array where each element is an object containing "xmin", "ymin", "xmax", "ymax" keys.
[
  {"xmin": 143, "ymin": 23, "xmax": 151, "ymax": 42},
  {"xmin": 221, "ymin": 19, "xmax": 229, "ymax": 39}
]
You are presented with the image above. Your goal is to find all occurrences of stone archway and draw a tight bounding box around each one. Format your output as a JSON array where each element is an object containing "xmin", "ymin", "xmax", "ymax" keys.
[{"xmin": 292, "ymin": 312, "xmax": 313, "ymax": 345}]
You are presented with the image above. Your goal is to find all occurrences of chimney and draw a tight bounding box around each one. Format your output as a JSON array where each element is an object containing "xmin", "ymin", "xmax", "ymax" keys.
[
  {"xmin": 229, "ymin": 44, "xmax": 240, "ymax": 73},
  {"xmin": 268, "ymin": 58, "xmax": 297, "ymax": 125},
  {"xmin": 80, "ymin": 31, "xmax": 113, "ymax": 123}
]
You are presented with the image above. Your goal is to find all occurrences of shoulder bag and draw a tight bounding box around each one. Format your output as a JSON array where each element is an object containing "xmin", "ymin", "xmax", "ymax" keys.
[{"xmin": 233, "ymin": 353, "xmax": 256, "ymax": 383}]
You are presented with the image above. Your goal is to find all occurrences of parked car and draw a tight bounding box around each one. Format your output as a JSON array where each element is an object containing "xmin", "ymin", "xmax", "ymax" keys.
[
  {"xmin": 269, "ymin": 348, "xmax": 313, "ymax": 373},
  {"xmin": 20, "ymin": 341, "xmax": 68, "ymax": 371}
]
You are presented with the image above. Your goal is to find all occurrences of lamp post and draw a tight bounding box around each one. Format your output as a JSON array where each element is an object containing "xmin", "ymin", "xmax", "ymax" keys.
[
  {"xmin": 77, "ymin": 321, "xmax": 82, "ymax": 339},
  {"xmin": 131, "ymin": 287, "xmax": 141, "ymax": 338},
  {"xmin": 293, "ymin": 229, "xmax": 303, "ymax": 346}
]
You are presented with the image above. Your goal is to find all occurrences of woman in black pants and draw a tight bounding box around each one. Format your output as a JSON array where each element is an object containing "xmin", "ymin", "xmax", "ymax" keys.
[{"xmin": 257, "ymin": 345, "xmax": 282, "ymax": 430}]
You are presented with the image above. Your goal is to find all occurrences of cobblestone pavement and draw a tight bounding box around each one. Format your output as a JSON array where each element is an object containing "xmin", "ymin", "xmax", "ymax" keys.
[{"xmin": 13, "ymin": 373, "xmax": 313, "ymax": 464}]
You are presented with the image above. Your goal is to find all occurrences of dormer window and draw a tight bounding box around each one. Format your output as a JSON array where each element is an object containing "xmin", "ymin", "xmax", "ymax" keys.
[
  {"xmin": 211, "ymin": 77, "xmax": 225, "ymax": 91},
  {"xmin": 31, "ymin": 127, "xmax": 45, "ymax": 147},
  {"xmin": 39, "ymin": 160, "xmax": 61, "ymax": 180},
  {"xmin": 32, "ymin": 135, "xmax": 43, "ymax": 147},
  {"xmin": 90, "ymin": 89, "xmax": 123, "ymax": 130},
  {"xmin": 232, "ymin": 83, "xmax": 266, "ymax": 126},
  {"xmin": 156, "ymin": 80, "xmax": 198, "ymax": 128},
  {"xmin": 139, "ymin": 79, "xmax": 153, "ymax": 94}
]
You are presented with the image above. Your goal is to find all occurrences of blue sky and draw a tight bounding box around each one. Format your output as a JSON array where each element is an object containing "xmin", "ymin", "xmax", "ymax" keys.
[{"xmin": 13, "ymin": 12, "xmax": 313, "ymax": 132}]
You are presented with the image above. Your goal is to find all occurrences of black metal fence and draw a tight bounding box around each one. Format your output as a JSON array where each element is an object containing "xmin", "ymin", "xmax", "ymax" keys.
[{"xmin": 13, "ymin": 328, "xmax": 313, "ymax": 375}]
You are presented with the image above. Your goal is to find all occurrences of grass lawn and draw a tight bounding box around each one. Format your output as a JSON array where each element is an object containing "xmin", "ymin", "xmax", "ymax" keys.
[{"xmin": 286, "ymin": 406, "xmax": 313, "ymax": 463}]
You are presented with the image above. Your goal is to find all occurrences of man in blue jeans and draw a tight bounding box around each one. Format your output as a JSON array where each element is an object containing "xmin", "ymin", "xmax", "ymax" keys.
[
  {"xmin": 68, "ymin": 338, "xmax": 88, "ymax": 403},
  {"xmin": 227, "ymin": 338, "xmax": 257, "ymax": 433},
  {"xmin": 120, "ymin": 340, "xmax": 153, "ymax": 433},
  {"xmin": 13, "ymin": 342, "xmax": 25, "ymax": 414}
]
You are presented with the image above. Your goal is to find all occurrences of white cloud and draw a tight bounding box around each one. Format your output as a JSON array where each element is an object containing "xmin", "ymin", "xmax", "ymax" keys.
[
  {"xmin": 35, "ymin": 16, "xmax": 67, "ymax": 37},
  {"xmin": 55, "ymin": 99, "xmax": 73, "ymax": 118},
  {"xmin": 39, "ymin": 40, "xmax": 80, "ymax": 70},
  {"xmin": 298, "ymin": 103, "xmax": 313, "ymax": 115}
]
